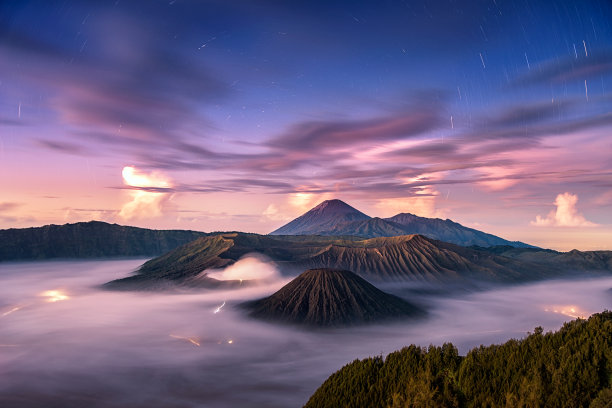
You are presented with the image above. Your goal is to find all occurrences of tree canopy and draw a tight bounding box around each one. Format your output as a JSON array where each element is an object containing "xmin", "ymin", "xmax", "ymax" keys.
[{"xmin": 305, "ymin": 311, "xmax": 612, "ymax": 408}]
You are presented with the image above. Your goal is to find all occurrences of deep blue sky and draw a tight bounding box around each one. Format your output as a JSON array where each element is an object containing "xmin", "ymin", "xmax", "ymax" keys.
[{"xmin": 1, "ymin": 0, "xmax": 612, "ymax": 249}]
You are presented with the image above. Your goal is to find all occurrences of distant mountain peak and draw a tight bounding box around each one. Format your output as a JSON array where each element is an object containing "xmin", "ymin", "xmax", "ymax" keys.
[
  {"xmin": 270, "ymin": 198, "xmax": 370, "ymax": 235},
  {"xmin": 309, "ymin": 199, "xmax": 364, "ymax": 214}
]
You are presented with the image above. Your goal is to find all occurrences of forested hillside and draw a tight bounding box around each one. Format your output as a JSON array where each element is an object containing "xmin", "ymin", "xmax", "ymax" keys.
[{"xmin": 305, "ymin": 311, "xmax": 612, "ymax": 408}]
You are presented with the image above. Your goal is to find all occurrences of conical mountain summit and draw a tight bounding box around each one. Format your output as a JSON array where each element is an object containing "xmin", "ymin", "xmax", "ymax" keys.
[
  {"xmin": 242, "ymin": 268, "xmax": 423, "ymax": 327},
  {"xmin": 270, "ymin": 199, "xmax": 370, "ymax": 235}
]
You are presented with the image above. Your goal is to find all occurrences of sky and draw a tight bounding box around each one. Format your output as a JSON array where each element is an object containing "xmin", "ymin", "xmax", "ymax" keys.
[{"xmin": 1, "ymin": 0, "xmax": 611, "ymax": 250}]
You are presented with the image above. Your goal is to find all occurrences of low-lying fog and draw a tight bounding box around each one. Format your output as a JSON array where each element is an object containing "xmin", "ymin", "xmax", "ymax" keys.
[{"xmin": 1, "ymin": 259, "xmax": 611, "ymax": 408}]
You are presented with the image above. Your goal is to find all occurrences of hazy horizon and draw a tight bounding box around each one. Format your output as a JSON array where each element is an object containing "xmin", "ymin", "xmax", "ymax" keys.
[{"xmin": 0, "ymin": 196, "xmax": 607, "ymax": 253}]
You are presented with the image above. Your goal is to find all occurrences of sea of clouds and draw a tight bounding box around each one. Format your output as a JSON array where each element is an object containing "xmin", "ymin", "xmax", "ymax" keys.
[{"xmin": 1, "ymin": 259, "xmax": 610, "ymax": 407}]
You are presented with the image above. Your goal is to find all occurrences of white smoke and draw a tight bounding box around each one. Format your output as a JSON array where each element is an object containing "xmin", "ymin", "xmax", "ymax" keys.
[{"xmin": 205, "ymin": 254, "xmax": 282, "ymax": 282}]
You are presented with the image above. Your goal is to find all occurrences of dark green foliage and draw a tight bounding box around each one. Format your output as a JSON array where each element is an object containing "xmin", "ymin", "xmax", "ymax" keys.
[
  {"xmin": 305, "ymin": 311, "xmax": 612, "ymax": 408},
  {"xmin": 590, "ymin": 387, "xmax": 612, "ymax": 408},
  {"xmin": 0, "ymin": 221, "xmax": 206, "ymax": 261}
]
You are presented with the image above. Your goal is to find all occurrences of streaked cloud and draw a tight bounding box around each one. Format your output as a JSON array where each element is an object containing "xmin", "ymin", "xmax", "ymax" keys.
[
  {"xmin": 267, "ymin": 110, "xmax": 441, "ymax": 152},
  {"xmin": 514, "ymin": 51, "xmax": 612, "ymax": 86},
  {"xmin": 0, "ymin": 202, "xmax": 22, "ymax": 212}
]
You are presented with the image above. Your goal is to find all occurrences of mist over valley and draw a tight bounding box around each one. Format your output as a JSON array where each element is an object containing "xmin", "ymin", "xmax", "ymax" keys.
[{"xmin": 1, "ymin": 259, "xmax": 610, "ymax": 407}]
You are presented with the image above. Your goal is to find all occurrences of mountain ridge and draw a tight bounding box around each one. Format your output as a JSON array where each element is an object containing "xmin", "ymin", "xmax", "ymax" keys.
[
  {"xmin": 0, "ymin": 221, "xmax": 207, "ymax": 261},
  {"xmin": 270, "ymin": 199, "xmax": 532, "ymax": 248},
  {"xmin": 104, "ymin": 232, "xmax": 585, "ymax": 290}
]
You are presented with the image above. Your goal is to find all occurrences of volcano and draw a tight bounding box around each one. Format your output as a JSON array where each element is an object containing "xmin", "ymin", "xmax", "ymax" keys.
[
  {"xmin": 270, "ymin": 199, "xmax": 370, "ymax": 235},
  {"xmin": 242, "ymin": 268, "xmax": 423, "ymax": 327}
]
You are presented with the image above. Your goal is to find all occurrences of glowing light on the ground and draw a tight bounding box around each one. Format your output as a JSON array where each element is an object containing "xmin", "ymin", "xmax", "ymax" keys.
[
  {"xmin": 40, "ymin": 290, "xmax": 69, "ymax": 302},
  {"xmin": 544, "ymin": 305, "xmax": 588, "ymax": 319},
  {"xmin": 213, "ymin": 301, "xmax": 226, "ymax": 314},
  {"xmin": 169, "ymin": 334, "xmax": 201, "ymax": 347}
]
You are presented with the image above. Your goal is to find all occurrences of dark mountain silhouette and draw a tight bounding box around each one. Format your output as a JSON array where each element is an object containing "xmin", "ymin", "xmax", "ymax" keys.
[
  {"xmin": 385, "ymin": 213, "xmax": 531, "ymax": 247},
  {"xmin": 473, "ymin": 245, "xmax": 612, "ymax": 272},
  {"xmin": 106, "ymin": 232, "xmax": 577, "ymax": 290},
  {"xmin": 0, "ymin": 221, "xmax": 206, "ymax": 261},
  {"xmin": 269, "ymin": 199, "xmax": 532, "ymax": 248},
  {"xmin": 242, "ymin": 268, "xmax": 423, "ymax": 327},
  {"xmin": 270, "ymin": 199, "xmax": 370, "ymax": 235}
]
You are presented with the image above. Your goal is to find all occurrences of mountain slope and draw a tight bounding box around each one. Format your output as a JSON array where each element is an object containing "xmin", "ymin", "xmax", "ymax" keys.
[
  {"xmin": 269, "ymin": 199, "xmax": 370, "ymax": 235},
  {"xmin": 105, "ymin": 232, "xmax": 568, "ymax": 289},
  {"xmin": 474, "ymin": 245, "xmax": 612, "ymax": 272},
  {"xmin": 269, "ymin": 199, "xmax": 531, "ymax": 248},
  {"xmin": 297, "ymin": 235, "xmax": 546, "ymax": 282},
  {"xmin": 385, "ymin": 213, "xmax": 532, "ymax": 247},
  {"xmin": 0, "ymin": 221, "xmax": 206, "ymax": 261},
  {"xmin": 243, "ymin": 268, "xmax": 423, "ymax": 327},
  {"xmin": 320, "ymin": 217, "xmax": 409, "ymax": 238}
]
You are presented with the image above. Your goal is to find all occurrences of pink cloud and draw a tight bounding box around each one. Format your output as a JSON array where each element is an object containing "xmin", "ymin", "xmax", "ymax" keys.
[
  {"xmin": 375, "ymin": 187, "xmax": 447, "ymax": 219},
  {"xmin": 531, "ymin": 192, "xmax": 597, "ymax": 227}
]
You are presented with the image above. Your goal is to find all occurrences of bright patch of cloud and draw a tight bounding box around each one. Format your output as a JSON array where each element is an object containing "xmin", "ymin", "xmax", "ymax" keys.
[
  {"xmin": 121, "ymin": 166, "xmax": 171, "ymax": 189},
  {"xmin": 119, "ymin": 166, "xmax": 173, "ymax": 220},
  {"xmin": 205, "ymin": 255, "xmax": 281, "ymax": 282},
  {"xmin": 287, "ymin": 192, "xmax": 333, "ymax": 214},
  {"xmin": 375, "ymin": 187, "xmax": 447, "ymax": 218},
  {"xmin": 262, "ymin": 204, "xmax": 291, "ymax": 222},
  {"xmin": 531, "ymin": 192, "xmax": 597, "ymax": 227}
]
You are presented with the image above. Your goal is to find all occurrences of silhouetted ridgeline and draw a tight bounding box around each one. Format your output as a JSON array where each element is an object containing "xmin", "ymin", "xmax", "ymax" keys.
[
  {"xmin": 0, "ymin": 221, "xmax": 206, "ymax": 261},
  {"xmin": 304, "ymin": 311, "xmax": 612, "ymax": 408},
  {"xmin": 473, "ymin": 245, "xmax": 612, "ymax": 272}
]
